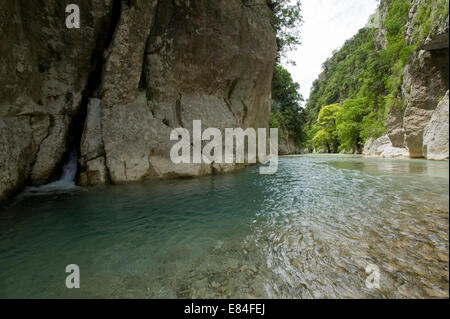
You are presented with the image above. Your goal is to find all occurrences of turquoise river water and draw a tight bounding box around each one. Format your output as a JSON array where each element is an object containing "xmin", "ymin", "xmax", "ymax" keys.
[{"xmin": 0, "ymin": 155, "xmax": 448, "ymax": 298}]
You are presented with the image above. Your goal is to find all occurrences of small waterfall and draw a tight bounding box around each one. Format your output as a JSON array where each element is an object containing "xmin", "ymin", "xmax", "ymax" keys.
[
  {"xmin": 59, "ymin": 151, "xmax": 78, "ymax": 183},
  {"xmin": 18, "ymin": 151, "xmax": 82, "ymax": 199}
]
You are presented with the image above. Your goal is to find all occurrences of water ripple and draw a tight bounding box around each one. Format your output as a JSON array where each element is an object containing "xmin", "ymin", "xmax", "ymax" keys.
[{"xmin": 0, "ymin": 155, "xmax": 448, "ymax": 298}]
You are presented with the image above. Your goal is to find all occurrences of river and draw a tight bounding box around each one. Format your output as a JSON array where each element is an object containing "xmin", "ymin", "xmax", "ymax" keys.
[{"xmin": 0, "ymin": 155, "xmax": 448, "ymax": 298}]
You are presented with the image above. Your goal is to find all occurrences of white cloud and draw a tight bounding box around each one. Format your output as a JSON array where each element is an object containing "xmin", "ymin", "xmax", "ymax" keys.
[{"xmin": 284, "ymin": 0, "xmax": 379, "ymax": 102}]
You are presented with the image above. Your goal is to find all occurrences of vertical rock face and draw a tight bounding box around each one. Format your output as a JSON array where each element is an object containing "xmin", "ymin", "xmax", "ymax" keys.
[
  {"xmin": 279, "ymin": 130, "xmax": 302, "ymax": 155},
  {"xmin": 362, "ymin": 135, "xmax": 409, "ymax": 158},
  {"xmin": 93, "ymin": 0, "xmax": 277, "ymax": 185},
  {"xmin": 386, "ymin": 106, "xmax": 406, "ymax": 148},
  {"xmin": 376, "ymin": 0, "xmax": 449, "ymax": 160},
  {"xmin": 79, "ymin": 98, "xmax": 108, "ymax": 186},
  {"xmin": 402, "ymin": 48, "xmax": 449, "ymax": 158},
  {"xmin": 423, "ymin": 91, "xmax": 449, "ymax": 161},
  {"xmin": 0, "ymin": 0, "xmax": 277, "ymax": 200},
  {"xmin": 0, "ymin": 0, "xmax": 115, "ymax": 201}
]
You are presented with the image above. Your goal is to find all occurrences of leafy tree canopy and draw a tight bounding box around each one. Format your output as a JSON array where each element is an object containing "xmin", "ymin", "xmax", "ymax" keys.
[
  {"xmin": 270, "ymin": 65, "xmax": 305, "ymax": 143},
  {"xmin": 267, "ymin": 0, "xmax": 303, "ymax": 59}
]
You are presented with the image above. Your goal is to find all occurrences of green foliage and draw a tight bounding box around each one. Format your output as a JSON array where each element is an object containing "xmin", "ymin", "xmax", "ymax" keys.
[
  {"xmin": 360, "ymin": 112, "xmax": 386, "ymax": 142},
  {"xmin": 269, "ymin": 109, "xmax": 285, "ymax": 141},
  {"xmin": 384, "ymin": 0, "xmax": 410, "ymax": 38},
  {"xmin": 267, "ymin": 1, "xmax": 304, "ymax": 148},
  {"xmin": 313, "ymin": 104, "xmax": 341, "ymax": 152},
  {"xmin": 268, "ymin": 0, "xmax": 303, "ymax": 59},
  {"xmin": 317, "ymin": 103, "xmax": 341, "ymax": 126},
  {"xmin": 306, "ymin": 28, "xmax": 382, "ymax": 125},
  {"xmin": 270, "ymin": 64, "xmax": 305, "ymax": 144},
  {"xmin": 412, "ymin": 0, "xmax": 449, "ymax": 43},
  {"xmin": 312, "ymin": 129, "xmax": 331, "ymax": 152},
  {"xmin": 272, "ymin": 65, "xmax": 302, "ymax": 108},
  {"xmin": 272, "ymin": 0, "xmax": 447, "ymax": 153},
  {"xmin": 382, "ymin": 0, "xmax": 413, "ymax": 106},
  {"xmin": 302, "ymin": 0, "xmax": 446, "ymax": 153},
  {"xmin": 336, "ymin": 98, "xmax": 370, "ymax": 152},
  {"xmin": 312, "ymin": 99, "xmax": 386, "ymax": 153},
  {"xmin": 304, "ymin": 124, "xmax": 321, "ymax": 151}
]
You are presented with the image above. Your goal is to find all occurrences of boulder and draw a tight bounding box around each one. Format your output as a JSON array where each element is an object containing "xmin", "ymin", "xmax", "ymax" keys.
[
  {"xmin": 363, "ymin": 135, "xmax": 409, "ymax": 158},
  {"xmin": 363, "ymin": 135, "xmax": 391, "ymax": 156},
  {"xmin": 380, "ymin": 146, "xmax": 410, "ymax": 158}
]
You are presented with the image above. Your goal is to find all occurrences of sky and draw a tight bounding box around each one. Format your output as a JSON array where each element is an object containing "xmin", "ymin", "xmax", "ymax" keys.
[{"xmin": 284, "ymin": 0, "xmax": 379, "ymax": 102}]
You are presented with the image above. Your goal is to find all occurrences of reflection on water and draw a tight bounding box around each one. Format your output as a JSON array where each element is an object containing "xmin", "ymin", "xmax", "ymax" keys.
[
  {"xmin": 0, "ymin": 155, "xmax": 448, "ymax": 298},
  {"xmin": 325, "ymin": 155, "xmax": 446, "ymax": 177}
]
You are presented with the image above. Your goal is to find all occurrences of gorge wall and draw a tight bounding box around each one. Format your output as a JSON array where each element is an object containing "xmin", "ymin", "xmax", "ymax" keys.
[
  {"xmin": 278, "ymin": 130, "xmax": 303, "ymax": 155},
  {"xmin": 304, "ymin": 0, "xmax": 448, "ymax": 160},
  {"xmin": 365, "ymin": 0, "xmax": 449, "ymax": 160},
  {"xmin": 0, "ymin": 0, "xmax": 277, "ymax": 201}
]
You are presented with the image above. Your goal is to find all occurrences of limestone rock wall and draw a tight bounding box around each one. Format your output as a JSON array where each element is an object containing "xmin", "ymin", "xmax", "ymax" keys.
[
  {"xmin": 0, "ymin": 0, "xmax": 116, "ymax": 201},
  {"xmin": 423, "ymin": 90, "xmax": 449, "ymax": 161},
  {"xmin": 363, "ymin": 135, "xmax": 409, "ymax": 158},
  {"xmin": 86, "ymin": 0, "xmax": 277, "ymax": 185},
  {"xmin": 368, "ymin": 0, "xmax": 449, "ymax": 161},
  {"xmin": 401, "ymin": 46, "xmax": 449, "ymax": 158},
  {"xmin": 278, "ymin": 130, "xmax": 302, "ymax": 155},
  {"xmin": 1, "ymin": 0, "xmax": 277, "ymax": 200}
]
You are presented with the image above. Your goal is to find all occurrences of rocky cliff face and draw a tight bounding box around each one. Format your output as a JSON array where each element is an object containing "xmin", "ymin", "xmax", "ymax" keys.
[
  {"xmin": 423, "ymin": 91, "xmax": 449, "ymax": 161},
  {"xmin": 371, "ymin": 0, "xmax": 449, "ymax": 160},
  {"xmin": 0, "ymin": 0, "xmax": 277, "ymax": 201},
  {"xmin": 0, "ymin": 0, "xmax": 117, "ymax": 201},
  {"xmin": 278, "ymin": 130, "xmax": 302, "ymax": 155}
]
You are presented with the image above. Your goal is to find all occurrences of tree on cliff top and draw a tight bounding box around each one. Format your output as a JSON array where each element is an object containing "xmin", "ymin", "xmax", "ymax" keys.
[{"xmin": 267, "ymin": 0, "xmax": 303, "ymax": 59}]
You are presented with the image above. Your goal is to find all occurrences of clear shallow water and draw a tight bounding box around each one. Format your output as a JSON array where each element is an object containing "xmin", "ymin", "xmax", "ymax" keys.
[{"xmin": 0, "ymin": 155, "xmax": 448, "ymax": 298}]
